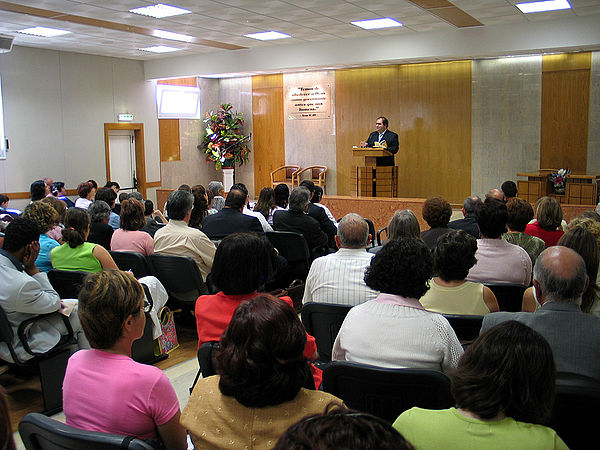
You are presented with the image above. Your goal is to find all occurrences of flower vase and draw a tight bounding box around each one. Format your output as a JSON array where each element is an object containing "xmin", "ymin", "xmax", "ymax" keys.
[
  {"xmin": 554, "ymin": 185, "xmax": 566, "ymax": 195},
  {"xmin": 222, "ymin": 167, "xmax": 234, "ymax": 192}
]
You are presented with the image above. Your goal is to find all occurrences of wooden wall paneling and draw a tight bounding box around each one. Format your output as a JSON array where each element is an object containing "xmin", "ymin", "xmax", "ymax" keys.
[
  {"xmin": 335, "ymin": 66, "xmax": 400, "ymax": 196},
  {"xmin": 159, "ymin": 119, "xmax": 180, "ymax": 162},
  {"xmin": 252, "ymin": 74, "xmax": 285, "ymax": 195},
  {"xmin": 157, "ymin": 77, "xmax": 198, "ymax": 86},
  {"xmin": 396, "ymin": 61, "xmax": 472, "ymax": 203},
  {"xmin": 540, "ymin": 53, "xmax": 591, "ymax": 173}
]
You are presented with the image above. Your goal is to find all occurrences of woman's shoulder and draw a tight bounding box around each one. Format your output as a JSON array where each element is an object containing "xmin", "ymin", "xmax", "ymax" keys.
[{"xmin": 294, "ymin": 387, "xmax": 343, "ymax": 409}]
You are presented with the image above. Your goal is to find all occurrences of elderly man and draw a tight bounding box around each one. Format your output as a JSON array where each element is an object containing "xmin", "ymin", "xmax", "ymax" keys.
[
  {"xmin": 303, "ymin": 213, "xmax": 378, "ymax": 306},
  {"xmin": 0, "ymin": 218, "xmax": 89, "ymax": 363},
  {"xmin": 273, "ymin": 187, "xmax": 328, "ymax": 252},
  {"xmin": 481, "ymin": 246, "xmax": 600, "ymax": 390},
  {"xmin": 448, "ymin": 195, "xmax": 481, "ymax": 238},
  {"xmin": 201, "ymin": 188, "xmax": 263, "ymax": 239},
  {"xmin": 154, "ymin": 189, "xmax": 216, "ymax": 281}
]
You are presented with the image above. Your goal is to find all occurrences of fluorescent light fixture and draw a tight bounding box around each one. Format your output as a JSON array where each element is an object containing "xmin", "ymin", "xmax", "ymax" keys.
[
  {"xmin": 152, "ymin": 30, "xmax": 194, "ymax": 42},
  {"xmin": 244, "ymin": 31, "xmax": 291, "ymax": 41},
  {"xmin": 516, "ymin": 0, "xmax": 571, "ymax": 13},
  {"xmin": 156, "ymin": 84, "xmax": 201, "ymax": 119},
  {"xmin": 351, "ymin": 18, "xmax": 403, "ymax": 30},
  {"xmin": 139, "ymin": 45, "xmax": 180, "ymax": 53},
  {"xmin": 17, "ymin": 27, "xmax": 71, "ymax": 37},
  {"xmin": 130, "ymin": 3, "xmax": 191, "ymax": 19}
]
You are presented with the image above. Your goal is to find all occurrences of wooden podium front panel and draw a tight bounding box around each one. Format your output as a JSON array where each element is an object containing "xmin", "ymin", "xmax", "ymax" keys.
[{"xmin": 374, "ymin": 167, "xmax": 396, "ymax": 197}]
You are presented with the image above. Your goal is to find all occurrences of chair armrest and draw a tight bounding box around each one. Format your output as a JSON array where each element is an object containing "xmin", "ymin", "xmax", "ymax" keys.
[{"xmin": 17, "ymin": 312, "xmax": 74, "ymax": 358}]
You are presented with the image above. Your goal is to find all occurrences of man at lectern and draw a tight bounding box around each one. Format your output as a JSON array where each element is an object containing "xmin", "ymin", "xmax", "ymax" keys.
[{"xmin": 360, "ymin": 116, "xmax": 399, "ymax": 166}]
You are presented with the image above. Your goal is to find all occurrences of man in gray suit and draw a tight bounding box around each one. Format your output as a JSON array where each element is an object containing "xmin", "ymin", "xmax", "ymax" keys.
[{"xmin": 481, "ymin": 246, "xmax": 600, "ymax": 390}]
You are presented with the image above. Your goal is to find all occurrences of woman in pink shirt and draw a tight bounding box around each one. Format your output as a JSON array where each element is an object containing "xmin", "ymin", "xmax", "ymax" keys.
[
  {"xmin": 110, "ymin": 198, "xmax": 154, "ymax": 256},
  {"xmin": 62, "ymin": 270, "xmax": 186, "ymax": 449}
]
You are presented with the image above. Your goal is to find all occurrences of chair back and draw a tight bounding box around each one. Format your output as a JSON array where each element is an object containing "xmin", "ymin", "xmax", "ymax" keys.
[
  {"xmin": 271, "ymin": 165, "xmax": 301, "ymax": 188},
  {"xmin": 266, "ymin": 231, "xmax": 311, "ymax": 280},
  {"xmin": 198, "ymin": 341, "xmax": 220, "ymax": 378},
  {"xmin": 109, "ymin": 251, "xmax": 152, "ymax": 278},
  {"xmin": 550, "ymin": 385, "xmax": 600, "ymax": 450},
  {"xmin": 147, "ymin": 254, "xmax": 208, "ymax": 309},
  {"xmin": 364, "ymin": 218, "xmax": 376, "ymax": 248},
  {"xmin": 376, "ymin": 227, "xmax": 388, "ymax": 246},
  {"xmin": 323, "ymin": 361, "xmax": 454, "ymax": 423},
  {"xmin": 19, "ymin": 412, "xmax": 158, "ymax": 450},
  {"xmin": 0, "ymin": 304, "xmax": 17, "ymax": 363},
  {"xmin": 47, "ymin": 270, "xmax": 89, "ymax": 299},
  {"xmin": 301, "ymin": 302, "xmax": 353, "ymax": 363},
  {"xmin": 442, "ymin": 314, "xmax": 484, "ymax": 344},
  {"xmin": 484, "ymin": 283, "xmax": 527, "ymax": 312}
]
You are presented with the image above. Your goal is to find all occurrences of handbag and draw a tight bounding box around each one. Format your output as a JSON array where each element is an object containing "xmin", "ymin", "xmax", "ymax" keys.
[{"xmin": 154, "ymin": 306, "xmax": 179, "ymax": 356}]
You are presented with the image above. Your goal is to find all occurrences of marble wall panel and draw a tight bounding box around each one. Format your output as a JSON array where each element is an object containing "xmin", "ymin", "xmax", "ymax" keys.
[
  {"xmin": 283, "ymin": 71, "xmax": 337, "ymax": 195},
  {"xmin": 471, "ymin": 56, "xmax": 542, "ymax": 198},
  {"xmin": 588, "ymin": 51, "xmax": 600, "ymax": 174}
]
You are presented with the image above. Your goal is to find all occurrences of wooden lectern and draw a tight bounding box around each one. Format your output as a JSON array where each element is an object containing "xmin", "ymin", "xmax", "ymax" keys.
[{"xmin": 352, "ymin": 147, "xmax": 398, "ymax": 197}]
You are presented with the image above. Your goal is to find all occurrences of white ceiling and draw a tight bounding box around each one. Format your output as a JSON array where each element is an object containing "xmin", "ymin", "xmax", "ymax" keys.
[{"xmin": 0, "ymin": 0, "xmax": 599, "ymax": 61}]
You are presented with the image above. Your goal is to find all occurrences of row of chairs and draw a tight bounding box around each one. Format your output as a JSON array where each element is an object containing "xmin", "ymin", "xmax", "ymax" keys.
[{"xmin": 270, "ymin": 165, "xmax": 328, "ymax": 192}]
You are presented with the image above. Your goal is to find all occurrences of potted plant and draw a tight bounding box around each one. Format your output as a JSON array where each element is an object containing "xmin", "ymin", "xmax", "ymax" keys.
[
  {"xmin": 198, "ymin": 103, "xmax": 250, "ymax": 170},
  {"xmin": 549, "ymin": 168, "xmax": 570, "ymax": 195}
]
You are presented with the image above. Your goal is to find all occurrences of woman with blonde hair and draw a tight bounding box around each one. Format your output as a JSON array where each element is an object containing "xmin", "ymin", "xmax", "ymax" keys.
[{"xmin": 525, "ymin": 196, "xmax": 564, "ymax": 247}]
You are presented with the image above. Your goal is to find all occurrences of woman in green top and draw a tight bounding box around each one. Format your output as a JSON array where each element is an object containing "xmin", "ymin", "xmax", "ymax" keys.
[
  {"xmin": 51, "ymin": 207, "xmax": 117, "ymax": 273},
  {"xmin": 393, "ymin": 321, "xmax": 568, "ymax": 450}
]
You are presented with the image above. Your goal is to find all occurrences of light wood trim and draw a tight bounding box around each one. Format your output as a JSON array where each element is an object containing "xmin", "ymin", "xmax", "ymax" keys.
[
  {"xmin": 252, "ymin": 74, "xmax": 285, "ymax": 195},
  {"xmin": 157, "ymin": 78, "xmax": 198, "ymax": 87},
  {"xmin": 542, "ymin": 52, "xmax": 592, "ymax": 72},
  {"xmin": 159, "ymin": 119, "xmax": 181, "ymax": 162},
  {"xmin": 0, "ymin": 189, "xmax": 78, "ymax": 200},
  {"xmin": 146, "ymin": 181, "xmax": 161, "ymax": 188}
]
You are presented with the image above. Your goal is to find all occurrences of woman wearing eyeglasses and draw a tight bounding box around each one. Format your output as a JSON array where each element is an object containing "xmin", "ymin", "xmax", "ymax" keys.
[{"xmin": 62, "ymin": 270, "xmax": 186, "ymax": 450}]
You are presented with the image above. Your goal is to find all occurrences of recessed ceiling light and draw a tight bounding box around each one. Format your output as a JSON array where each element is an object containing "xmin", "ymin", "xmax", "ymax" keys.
[
  {"xmin": 244, "ymin": 31, "xmax": 291, "ymax": 41},
  {"xmin": 152, "ymin": 30, "xmax": 194, "ymax": 42},
  {"xmin": 139, "ymin": 45, "xmax": 180, "ymax": 53},
  {"xmin": 351, "ymin": 18, "xmax": 403, "ymax": 30},
  {"xmin": 130, "ymin": 3, "xmax": 191, "ymax": 19},
  {"xmin": 516, "ymin": 0, "xmax": 571, "ymax": 13},
  {"xmin": 17, "ymin": 27, "xmax": 71, "ymax": 37}
]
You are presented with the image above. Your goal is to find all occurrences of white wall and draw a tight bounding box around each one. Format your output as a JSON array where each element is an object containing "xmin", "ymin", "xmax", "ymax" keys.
[{"xmin": 0, "ymin": 45, "xmax": 160, "ymax": 210}]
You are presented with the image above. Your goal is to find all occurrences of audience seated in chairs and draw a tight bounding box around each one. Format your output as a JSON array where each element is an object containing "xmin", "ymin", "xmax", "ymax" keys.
[
  {"xmin": 201, "ymin": 188, "xmax": 264, "ymax": 239},
  {"xmin": 467, "ymin": 198, "xmax": 531, "ymax": 286},
  {"xmin": 503, "ymin": 197, "xmax": 545, "ymax": 267},
  {"xmin": 420, "ymin": 230, "xmax": 499, "ymax": 316},
  {"xmin": 393, "ymin": 321, "xmax": 568, "ymax": 450},
  {"xmin": 182, "ymin": 295, "xmax": 342, "ymax": 449},
  {"xmin": 49, "ymin": 181, "xmax": 75, "ymax": 208},
  {"xmin": 299, "ymin": 180, "xmax": 337, "ymax": 247},
  {"xmin": 86, "ymin": 200, "xmax": 114, "ymax": 251},
  {"xmin": 525, "ymin": 196, "xmax": 565, "ymax": 247},
  {"xmin": 420, "ymin": 197, "xmax": 453, "ymax": 250},
  {"xmin": 74, "ymin": 181, "xmax": 95, "ymax": 210},
  {"xmin": 234, "ymin": 183, "xmax": 274, "ymax": 232},
  {"xmin": 22, "ymin": 201, "xmax": 61, "ymax": 273},
  {"xmin": 310, "ymin": 185, "xmax": 337, "ymax": 226},
  {"xmin": 30, "ymin": 179, "xmax": 47, "ymax": 202},
  {"xmin": 369, "ymin": 209, "xmax": 420, "ymax": 254},
  {"xmin": 332, "ymin": 238, "xmax": 463, "ymax": 373},
  {"xmin": 448, "ymin": 195, "xmax": 482, "ymax": 239},
  {"xmin": 62, "ymin": 270, "xmax": 186, "ymax": 450},
  {"xmin": 0, "ymin": 218, "xmax": 89, "ymax": 364},
  {"xmin": 50, "ymin": 207, "xmax": 117, "ymax": 272},
  {"xmin": 94, "ymin": 187, "xmax": 120, "ymax": 230},
  {"xmin": 110, "ymin": 199, "xmax": 154, "ymax": 257},
  {"xmin": 275, "ymin": 406, "xmax": 414, "ymax": 450}
]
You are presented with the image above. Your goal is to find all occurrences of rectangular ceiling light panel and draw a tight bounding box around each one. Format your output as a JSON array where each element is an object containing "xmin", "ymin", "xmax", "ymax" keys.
[
  {"xmin": 516, "ymin": 0, "xmax": 571, "ymax": 13},
  {"xmin": 152, "ymin": 30, "xmax": 194, "ymax": 42},
  {"xmin": 351, "ymin": 18, "xmax": 403, "ymax": 30},
  {"xmin": 139, "ymin": 45, "xmax": 180, "ymax": 53},
  {"xmin": 130, "ymin": 3, "xmax": 191, "ymax": 19},
  {"xmin": 17, "ymin": 27, "xmax": 71, "ymax": 37},
  {"xmin": 244, "ymin": 31, "xmax": 291, "ymax": 41}
]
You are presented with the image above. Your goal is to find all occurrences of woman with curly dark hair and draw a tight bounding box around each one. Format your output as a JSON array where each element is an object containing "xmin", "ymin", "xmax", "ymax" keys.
[
  {"xmin": 420, "ymin": 197, "xmax": 453, "ymax": 249},
  {"xmin": 110, "ymin": 198, "xmax": 154, "ymax": 256},
  {"xmin": 182, "ymin": 295, "xmax": 343, "ymax": 449},
  {"xmin": 420, "ymin": 230, "xmax": 499, "ymax": 315},
  {"xmin": 393, "ymin": 321, "xmax": 567, "ymax": 449},
  {"xmin": 332, "ymin": 237, "xmax": 463, "ymax": 373},
  {"xmin": 188, "ymin": 184, "xmax": 209, "ymax": 229}
]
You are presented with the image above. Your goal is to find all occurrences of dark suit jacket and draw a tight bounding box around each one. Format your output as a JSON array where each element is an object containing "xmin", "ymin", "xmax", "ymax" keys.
[
  {"xmin": 307, "ymin": 203, "xmax": 337, "ymax": 247},
  {"xmin": 448, "ymin": 215, "xmax": 480, "ymax": 238},
  {"xmin": 366, "ymin": 129, "xmax": 399, "ymax": 166},
  {"xmin": 481, "ymin": 302, "xmax": 600, "ymax": 390},
  {"xmin": 273, "ymin": 210, "xmax": 328, "ymax": 251},
  {"xmin": 201, "ymin": 208, "xmax": 263, "ymax": 239},
  {"xmin": 88, "ymin": 222, "xmax": 113, "ymax": 250}
]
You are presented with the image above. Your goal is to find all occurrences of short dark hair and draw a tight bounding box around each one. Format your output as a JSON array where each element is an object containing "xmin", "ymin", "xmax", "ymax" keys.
[
  {"xmin": 463, "ymin": 196, "xmax": 482, "ymax": 215},
  {"xmin": 365, "ymin": 238, "xmax": 433, "ymax": 298},
  {"xmin": 216, "ymin": 295, "xmax": 310, "ymax": 407},
  {"xmin": 210, "ymin": 233, "xmax": 276, "ymax": 295},
  {"xmin": 274, "ymin": 183, "xmax": 290, "ymax": 208},
  {"xmin": 144, "ymin": 200, "xmax": 154, "ymax": 217},
  {"xmin": 452, "ymin": 321, "xmax": 555, "ymax": 424},
  {"xmin": 118, "ymin": 192, "xmax": 130, "ymax": 203},
  {"xmin": 225, "ymin": 189, "xmax": 246, "ymax": 210},
  {"xmin": 62, "ymin": 207, "xmax": 90, "ymax": 248},
  {"xmin": 422, "ymin": 197, "xmax": 452, "ymax": 228},
  {"xmin": 433, "ymin": 230, "xmax": 477, "ymax": 282},
  {"xmin": 501, "ymin": 180, "xmax": 518, "ymax": 199},
  {"xmin": 50, "ymin": 182, "xmax": 65, "ymax": 197},
  {"xmin": 87, "ymin": 180, "xmax": 98, "ymax": 189},
  {"xmin": 30, "ymin": 180, "xmax": 46, "ymax": 202},
  {"xmin": 2, "ymin": 218, "xmax": 40, "ymax": 252},
  {"xmin": 289, "ymin": 187, "xmax": 310, "ymax": 213},
  {"xmin": 94, "ymin": 187, "xmax": 117, "ymax": 207},
  {"xmin": 377, "ymin": 116, "xmax": 388, "ymax": 127},
  {"xmin": 78, "ymin": 270, "xmax": 144, "ymax": 349},
  {"xmin": 476, "ymin": 198, "xmax": 507, "ymax": 238},
  {"xmin": 231, "ymin": 183, "xmax": 248, "ymax": 197},
  {"xmin": 506, "ymin": 197, "xmax": 534, "ymax": 232},
  {"xmin": 77, "ymin": 182, "xmax": 93, "ymax": 199},
  {"xmin": 177, "ymin": 184, "xmax": 191, "ymax": 192},
  {"xmin": 312, "ymin": 185, "xmax": 323, "ymax": 203},
  {"xmin": 299, "ymin": 179, "xmax": 315, "ymax": 194},
  {"xmin": 104, "ymin": 181, "xmax": 120, "ymax": 190},
  {"xmin": 166, "ymin": 189, "xmax": 194, "ymax": 220},
  {"xmin": 120, "ymin": 198, "xmax": 146, "ymax": 231},
  {"xmin": 275, "ymin": 406, "xmax": 414, "ymax": 450},
  {"xmin": 0, "ymin": 194, "xmax": 8, "ymax": 204}
]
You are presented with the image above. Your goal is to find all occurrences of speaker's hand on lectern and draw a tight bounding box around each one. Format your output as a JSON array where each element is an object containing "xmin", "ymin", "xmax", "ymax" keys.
[{"xmin": 360, "ymin": 141, "xmax": 367, "ymax": 147}]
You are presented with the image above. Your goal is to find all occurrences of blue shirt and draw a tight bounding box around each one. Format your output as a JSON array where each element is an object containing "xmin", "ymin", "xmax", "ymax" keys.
[
  {"xmin": 108, "ymin": 212, "xmax": 121, "ymax": 230},
  {"xmin": 36, "ymin": 234, "xmax": 60, "ymax": 272}
]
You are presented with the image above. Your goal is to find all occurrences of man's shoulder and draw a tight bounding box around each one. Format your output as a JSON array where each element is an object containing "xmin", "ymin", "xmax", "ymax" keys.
[{"xmin": 386, "ymin": 129, "xmax": 398, "ymax": 138}]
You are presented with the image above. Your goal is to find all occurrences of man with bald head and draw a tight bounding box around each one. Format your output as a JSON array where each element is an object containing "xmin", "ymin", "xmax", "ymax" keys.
[
  {"xmin": 302, "ymin": 213, "xmax": 379, "ymax": 306},
  {"xmin": 481, "ymin": 246, "xmax": 600, "ymax": 390}
]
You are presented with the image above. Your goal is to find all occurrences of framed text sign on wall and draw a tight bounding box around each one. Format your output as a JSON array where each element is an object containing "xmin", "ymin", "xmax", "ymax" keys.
[{"xmin": 286, "ymin": 84, "xmax": 331, "ymax": 120}]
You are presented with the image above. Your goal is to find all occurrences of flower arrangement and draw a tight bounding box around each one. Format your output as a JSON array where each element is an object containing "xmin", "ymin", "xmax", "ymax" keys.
[
  {"xmin": 549, "ymin": 168, "xmax": 570, "ymax": 194},
  {"xmin": 198, "ymin": 103, "xmax": 250, "ymax": 170}
]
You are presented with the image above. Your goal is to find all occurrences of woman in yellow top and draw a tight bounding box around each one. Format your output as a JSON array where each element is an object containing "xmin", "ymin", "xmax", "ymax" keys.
[{"xmin": 51, "ymin": 207, "xmax": 117, "ymax": 272}]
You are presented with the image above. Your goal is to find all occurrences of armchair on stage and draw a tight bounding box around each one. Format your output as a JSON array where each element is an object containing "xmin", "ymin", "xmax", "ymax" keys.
[{"xmin": 352, "ymin": 148, "xmax": 398, "ymax": 197}]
